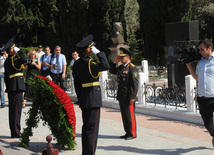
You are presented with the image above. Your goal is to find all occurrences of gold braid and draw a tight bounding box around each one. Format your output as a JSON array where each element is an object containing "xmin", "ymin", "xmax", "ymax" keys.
[{"xmin": 88, "ymin": 59, "xmax": 101, "ymax": 78}]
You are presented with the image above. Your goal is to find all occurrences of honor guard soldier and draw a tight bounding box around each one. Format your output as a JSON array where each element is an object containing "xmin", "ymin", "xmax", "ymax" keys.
[
  {"xmin": 109, "ymin": 47, "xmax": 138, "ymax": 140},
  {"xmin": 4, "ymin": 40, "xmax": 27, "ymax": 138},
  {"xmin": 72, "ymin": 35, "xmax": 110, "ymax": 155}
]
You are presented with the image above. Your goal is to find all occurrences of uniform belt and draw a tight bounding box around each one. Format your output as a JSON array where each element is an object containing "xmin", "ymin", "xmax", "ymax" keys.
[
  {"xmin": 9, "ymin": 73, "xmax": 24, "ymax": 79},
  {"xmin": 82, "ymin": 82, "xmax": 99, "ymax": 87}
]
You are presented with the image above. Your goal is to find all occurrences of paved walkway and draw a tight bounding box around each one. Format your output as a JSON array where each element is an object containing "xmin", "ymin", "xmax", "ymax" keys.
[{"xmin": 0, "ymin": 99, "xmax": 214, "ymax": 155}]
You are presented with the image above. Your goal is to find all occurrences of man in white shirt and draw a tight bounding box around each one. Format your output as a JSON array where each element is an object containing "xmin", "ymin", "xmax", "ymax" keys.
[
  {"xmin": 46, "ymin": 45, "xmax": 67, "ymax": 91},
  {"xmin": 36, "ymin": 44, "xmax": 45, "ymax": 59},
  {"xmin": 186, "ymin": 38, "xmax": 214, "ymax": 147},
  {"xmin": 0, "ymin": 47, "xmax": 7, "ymax": 108}
]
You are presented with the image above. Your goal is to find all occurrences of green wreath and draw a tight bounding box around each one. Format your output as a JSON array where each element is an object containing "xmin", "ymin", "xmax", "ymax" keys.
[{"xmin": 19, "ymin": 75, "xmax": 76, "ymax": 150}]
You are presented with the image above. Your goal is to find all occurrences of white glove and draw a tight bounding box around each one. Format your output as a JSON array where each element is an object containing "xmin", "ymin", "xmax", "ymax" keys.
[
  {"xmin": 14, "ymin": 46, "xmax": 20, "ymax": 52},
  {"xmin": 91, "ymin": 46, "xmax": 100, "ymax": 54}
]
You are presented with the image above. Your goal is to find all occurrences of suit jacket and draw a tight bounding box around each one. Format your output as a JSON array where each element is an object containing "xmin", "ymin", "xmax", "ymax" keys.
[
  {"xmin": 72, "ymin": 52, "xmax": 109, "ymax": 108},
  {"xmin": 4, "ymin": 49, "xmax": 27, "ymax": 93}
]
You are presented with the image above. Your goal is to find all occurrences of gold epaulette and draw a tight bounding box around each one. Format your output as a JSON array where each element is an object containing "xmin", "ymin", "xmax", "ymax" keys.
[{"xmin": 130, "ymin": 63, "xmax": 135, "ymax": 67}]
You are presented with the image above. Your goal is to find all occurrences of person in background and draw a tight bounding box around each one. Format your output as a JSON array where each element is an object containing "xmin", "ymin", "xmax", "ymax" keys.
[
  {"xmin": 36, "ymin": 44, "xmax": 45, "ymax": 59},
  {"xmin": 23, "ymin": 49, "xmax": 41, "ymax": 107},
  {"xmin": 109, "ymin": 47, "xmax": 138, "ymax": 140},
  {"xmin": 73, "ymin": 35, "xmax": 110, "ymax": 155},
  {"xmin": 4, "ymin": 39, "xmax": 27, "ymax": 138},
  {"xmin": 0, "ymin": 45, "xmax": 7, "ymax": 108},
  {"xmin": 186, "ymin": 38, "xmax": 214, "ymax": 147},
  {"xmin": 40, "ymin": 46, "xmax": 52, "ymax": 77},
  {"xmin": 70, "ymin": 51, "xmax": 80, "ymax": 70},
  {"xmin": 70, "ymin": 51, "xmax": 80, "ymax": 104},
  {"xmin": 46, "ymin": 45, "xmax": 67, "ymax": 91}
]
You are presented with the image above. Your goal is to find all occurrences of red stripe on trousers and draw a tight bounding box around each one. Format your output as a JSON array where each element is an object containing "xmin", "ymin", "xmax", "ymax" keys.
[{"xmin": 129, "ymin": 104, "xmax": 136, "ymax": 137}]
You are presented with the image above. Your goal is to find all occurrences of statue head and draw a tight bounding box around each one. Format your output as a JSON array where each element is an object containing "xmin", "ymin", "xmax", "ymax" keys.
[{"xmin": 113, "ymin": 22, "xmax": 123, "ymax": 34}]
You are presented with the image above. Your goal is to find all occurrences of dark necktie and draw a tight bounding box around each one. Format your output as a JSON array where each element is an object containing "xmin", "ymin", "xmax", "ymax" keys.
[{"xmin": 56, "ymin": 55, "xmax": 59, "ymax": 72}]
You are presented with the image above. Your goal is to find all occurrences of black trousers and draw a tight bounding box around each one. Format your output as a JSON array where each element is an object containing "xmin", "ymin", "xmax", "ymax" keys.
[
  {"xmin": 50, "ymin": 72, "xmax": 67, "ymax": 91},
  {"xmin": 118, "ymin": 96, "xmax": 137, "ymax": 138},
  {"xmin": 8, "ymin": 91, "xmax": 23, "ymax": 137},
  {"xmin": 41, "ymin": 69, "xmax": 50, "ymax": 77},
  {"xmin": 197, "ymin": 96, "xmax": 214, "ymax": 137},
  {"xmin": 81, "ymin": 107, "xmax": 100, "ymax": 155}
]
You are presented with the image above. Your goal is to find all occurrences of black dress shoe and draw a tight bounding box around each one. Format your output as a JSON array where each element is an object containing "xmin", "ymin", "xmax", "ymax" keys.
[
  {"xmin": 120, "ymin": 135, "xmax": 127, "ymax": 139},
  {"xmin": 0, "ymin": 105, "xmax": 5, "ymax": 108},
  {"xmin": 125, "ymin": 136, "xmax": 136, "ymax": 140}
]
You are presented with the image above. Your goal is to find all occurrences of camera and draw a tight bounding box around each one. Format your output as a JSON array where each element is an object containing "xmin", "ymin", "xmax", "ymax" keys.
[
  {"xmin": 52, "ymin": 64, "xmax": 58, "ymax": 70},
  {"xmin": 27, "ymin": 58, "xmax": 33, "ymax": 64},
  {"xmin": 176, "ymin": 43, "xmax": 202, "ymax": 64}
]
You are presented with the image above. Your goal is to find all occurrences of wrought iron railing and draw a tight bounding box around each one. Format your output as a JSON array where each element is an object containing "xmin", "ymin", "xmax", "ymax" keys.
[{"xmin": 144, "ymin": 82, "xmax": 186, "ymax": 109}]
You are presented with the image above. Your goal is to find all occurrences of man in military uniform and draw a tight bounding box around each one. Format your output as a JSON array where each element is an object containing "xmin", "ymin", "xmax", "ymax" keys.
[
  {"xmin": 110, "ymin": 47, "xmax": 138, "ymax": 140},
  {"xmin": 73, "ymin": 35, "xmax": 109, "ymax": 155},
  {"xmin": 4, "ymin": 40, "xmax": 27, "ymax": 138}
]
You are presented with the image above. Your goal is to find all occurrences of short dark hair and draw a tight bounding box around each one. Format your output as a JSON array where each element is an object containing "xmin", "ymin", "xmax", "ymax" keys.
[
  {"xmin": 198, "ymin": 38, "xmax": 213, "ymax": 50},
  {"xmin": 44, "ymin": 46, "xmax": 50, "ymax": 49},
  {"xmin": 72, "ymin": 51, "xmax": 79, "ymax": 54},
  {"xmin": 54, "ymin": 45, "xmax": 61, "ymax": 50}
]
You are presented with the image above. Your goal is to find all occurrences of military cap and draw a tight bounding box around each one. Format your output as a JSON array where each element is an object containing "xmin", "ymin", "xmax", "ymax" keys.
[
  {"xmin": 76, "ymin": 34, "xmax": 96, "ymax": 49},
  {"xmin": 38, "ymin": 44, "xmax": 43, "ymax": 48},
  {"xmin": 3, "ymin": 39, "xmax": 15, "ymax": 52},
  {"xmin": 119, "ymin": 47, "xmax": 132, "ymax": 56}
]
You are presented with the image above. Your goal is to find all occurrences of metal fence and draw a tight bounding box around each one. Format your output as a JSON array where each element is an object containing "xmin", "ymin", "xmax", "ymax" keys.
[
  {"xmin": 67, "ymin": 68, "xmax": 199, "ymax": 110},
  {"xmin": 143, "ymin": 83, "xmax": 186, "ymax": 109}
]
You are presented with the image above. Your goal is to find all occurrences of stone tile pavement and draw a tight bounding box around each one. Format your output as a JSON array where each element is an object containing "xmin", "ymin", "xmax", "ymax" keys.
[{"xmin": 0, "ymin": 99, "xmax": 214, "ymax": 155}]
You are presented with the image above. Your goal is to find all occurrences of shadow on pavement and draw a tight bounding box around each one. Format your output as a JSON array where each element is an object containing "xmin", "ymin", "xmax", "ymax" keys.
[{"xmin": 98, "ymin": 145, "xmax": 213, "ymax": 154}]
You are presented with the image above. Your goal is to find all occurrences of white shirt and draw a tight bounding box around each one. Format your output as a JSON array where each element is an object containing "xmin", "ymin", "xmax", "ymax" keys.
[
  {"xmin": 196, "ymin": 52, "xmax": 214, "ymax": 97},
  {"xmin": 0, "ymin": 55, "xmax": 7, "ymax": 74},
  {"xmin": 46, "ymin": 54, "xmax": 67, "ymax": 74},
  {"xmin": 36, "ymin": 51, "xmax": 45, "ymax": 59}
]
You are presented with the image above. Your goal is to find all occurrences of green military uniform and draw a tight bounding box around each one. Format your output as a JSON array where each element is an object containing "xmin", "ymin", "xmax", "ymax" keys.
[{"xmin": 110, "ymin": 47, "xmax": 138, "ymax": 139}]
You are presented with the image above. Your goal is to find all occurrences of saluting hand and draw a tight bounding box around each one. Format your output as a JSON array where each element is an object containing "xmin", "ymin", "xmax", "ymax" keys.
[
  {"xmin": 114, "ymin": 56, "xmax": 121, "ymax": 64},
  {"xmin": 129, "ymin": 99, "xmax": 135, "ymax": 105}
]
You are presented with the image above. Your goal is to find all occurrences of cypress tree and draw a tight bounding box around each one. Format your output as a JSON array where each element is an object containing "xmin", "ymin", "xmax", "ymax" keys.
[{"xmin": 137, "ymin": 0, "xmax": 193, "ymax": 65}]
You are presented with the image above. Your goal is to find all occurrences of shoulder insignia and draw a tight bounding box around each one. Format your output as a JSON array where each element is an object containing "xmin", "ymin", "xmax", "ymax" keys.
[{"xmin": 130, "ymin": 63, "xmax": 135, "ymax": 67}]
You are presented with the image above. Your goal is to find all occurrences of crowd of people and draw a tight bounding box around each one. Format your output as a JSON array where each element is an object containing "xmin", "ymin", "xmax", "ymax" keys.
[{"xmin": 1, "ymin": 37, "xmax": 214, "ymax": 155}]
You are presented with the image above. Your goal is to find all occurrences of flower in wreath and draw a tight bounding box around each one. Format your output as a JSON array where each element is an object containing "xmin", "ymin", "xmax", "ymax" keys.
[{"xmin": 19, "ymin": 74, "xmax": 76, "ymax": 150}]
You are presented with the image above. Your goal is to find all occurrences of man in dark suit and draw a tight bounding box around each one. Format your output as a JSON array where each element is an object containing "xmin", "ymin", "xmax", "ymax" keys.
[
  {"xmin": 4, "ymin": 40, "xmax": 27, "ymax": 138},
  {"xmin": 73, "ymin": 35, "xmax": 109, "ymax": 155},
  {"xmin": 109, "ymin": 47, "xmax": 138, "ymax": 140}
]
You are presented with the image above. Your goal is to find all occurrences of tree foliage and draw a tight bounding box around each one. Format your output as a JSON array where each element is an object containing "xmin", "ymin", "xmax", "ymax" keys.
[
  {"xmin": 192, "ymin": 0, "xmax": 214, "ymax": 40},
  {"xmin": 1, "ymin": 0, "xmax": 214, "ymax": 65},
  {"xmin": 137, "ymin": 0, "xmax": 193, "ymax": 65}
]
